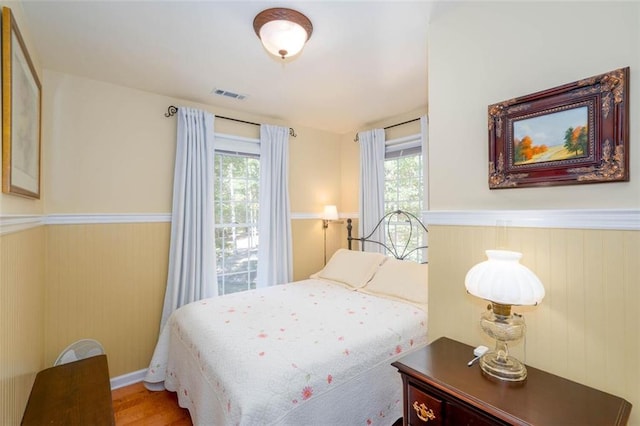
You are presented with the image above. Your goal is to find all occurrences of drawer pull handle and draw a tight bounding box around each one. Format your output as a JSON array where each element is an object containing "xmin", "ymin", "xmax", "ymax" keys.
[{"xmin": 412, "ymin": 401, "xmax": 436, "ymax": 422}]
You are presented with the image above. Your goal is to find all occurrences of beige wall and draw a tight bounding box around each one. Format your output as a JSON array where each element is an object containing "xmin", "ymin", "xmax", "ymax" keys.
[
  {"xmin": 43, "ymin": 72, "xmax": 177, "ymax": 214},
  {"xmin": 428, "ymin": 1, "xmax": 640, "ymax": 210},
  {"xmin": 339, "ymin": 132, "xmax": 359, "ymax": 214},
  {"xmin": 44, "ymin": 71, "xmax": 343, "ymax": 215},
  {"xmin": 427, "ymin": 2, "xmax": 640, "ymax": 424},
  {"xmin": 288, "ymin": 125, "xmax": 342, "ymax": 214}
]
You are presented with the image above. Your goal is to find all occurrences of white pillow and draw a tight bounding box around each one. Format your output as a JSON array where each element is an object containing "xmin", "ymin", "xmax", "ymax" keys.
[
  {"xmin": 310, "ymin": 249, "xmax": 387, "ymax": 288},
  {"xmin": 360, "ymin": 258, "xmax": 428, "ymax": 305}
]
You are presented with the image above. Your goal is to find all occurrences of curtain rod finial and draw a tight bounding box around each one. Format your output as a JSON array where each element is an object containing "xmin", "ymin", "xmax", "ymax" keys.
[{"xmin": 165, "ymin": 105, "xmax": 178, "ymax": 117}]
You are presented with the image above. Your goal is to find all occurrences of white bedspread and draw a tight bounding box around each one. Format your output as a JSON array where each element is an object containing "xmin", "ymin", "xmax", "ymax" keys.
[{"xmin": 145, "ymin": 279, "xmax": 427, "ymax": 425}]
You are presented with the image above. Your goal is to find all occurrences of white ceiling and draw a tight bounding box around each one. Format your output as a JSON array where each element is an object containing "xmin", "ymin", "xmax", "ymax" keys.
[{"xmin": 21, "ymin": 1, "xmax": 433, "ymax": 134}]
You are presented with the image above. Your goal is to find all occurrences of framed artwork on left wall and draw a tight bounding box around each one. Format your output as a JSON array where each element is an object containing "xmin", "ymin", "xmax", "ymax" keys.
[{"xmin": 1, "ymin": 6, "xmax": 42, "ymax": 199}]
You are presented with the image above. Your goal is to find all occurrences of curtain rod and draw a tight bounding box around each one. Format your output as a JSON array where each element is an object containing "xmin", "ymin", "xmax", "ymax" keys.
[
  {"xmin": 164, "ymin": 105, "xmax": 297, "ymax": 137},
  {"xmin": 353, "ymin": 117, "xmax": 420, "ymax": 142}
]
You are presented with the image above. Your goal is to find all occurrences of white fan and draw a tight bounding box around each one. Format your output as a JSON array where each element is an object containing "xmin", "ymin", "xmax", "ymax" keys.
[{"xmin": 54, "ymin": 339, "xmax": 105, "ymax": 366}]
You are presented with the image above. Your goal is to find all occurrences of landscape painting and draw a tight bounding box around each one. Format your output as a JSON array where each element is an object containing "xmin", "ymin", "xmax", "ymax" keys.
[
  {"xmin": 512, "ymin": 106, "xmax": 588, "ymax": 165},
  {"xmin": 487, "ymin": 67, "xmax": 629, "ymax": 189}
]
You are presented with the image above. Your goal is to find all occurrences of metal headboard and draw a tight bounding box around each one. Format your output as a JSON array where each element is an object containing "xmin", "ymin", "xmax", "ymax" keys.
[{"xmin": 346, "ymin": 210, "xmax": 428, "ymax": 261}]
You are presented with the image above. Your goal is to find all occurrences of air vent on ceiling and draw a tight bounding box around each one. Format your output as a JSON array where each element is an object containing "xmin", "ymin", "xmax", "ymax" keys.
[{"xmin": 212, "ymin": 88, "xmax": 248, "ymax": 101}]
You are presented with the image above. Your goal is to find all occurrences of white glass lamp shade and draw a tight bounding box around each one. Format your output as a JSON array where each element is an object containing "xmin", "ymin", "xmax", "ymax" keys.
[
  {"xmin": 253, "ymin": 8, "xmax": 313, "ymax": 60},
  {"xmin": 259, "ymin": 20, "xmax": 308, "ymax": 58},
  {"xmin": 322, "ymin": 205, "xmax": 339, "ymax": 221},
  {"xmin": 465, "ymin": 250, "xmax": 545, "ymax": 306}
]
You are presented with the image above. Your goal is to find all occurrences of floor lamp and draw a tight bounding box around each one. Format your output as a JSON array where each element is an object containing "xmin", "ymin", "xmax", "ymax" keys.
[{"xmin": 322, "ymin": 205, "xmax": 339, "ymax": 265}]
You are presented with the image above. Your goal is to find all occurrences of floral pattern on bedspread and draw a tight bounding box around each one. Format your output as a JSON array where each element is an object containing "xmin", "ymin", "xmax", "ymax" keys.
[{"xmin": 145, "ymin": 279, "xmax": 427, "ymax": 425}]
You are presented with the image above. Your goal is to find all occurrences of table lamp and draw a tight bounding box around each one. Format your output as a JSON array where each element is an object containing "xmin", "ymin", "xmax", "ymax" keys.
[{"xmin": 464, "ymin": 249, "xmax": 545, "ymax": 381}]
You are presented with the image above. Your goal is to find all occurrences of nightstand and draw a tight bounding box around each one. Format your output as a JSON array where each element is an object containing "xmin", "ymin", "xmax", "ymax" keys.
[
  {"xmin": 22, "ymin": 355, "xmax": 114, "ymax": 425},
  {"xmin": 392, "ymin": 337, "xmax": 632, "ymax": 425}
]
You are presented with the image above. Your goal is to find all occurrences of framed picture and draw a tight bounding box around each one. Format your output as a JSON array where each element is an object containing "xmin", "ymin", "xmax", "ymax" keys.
[
  {"xmin": 488, "ymin": 67, "xmax": 629, "ymax": 189},
  {"xmin": 2, "ymin": 6, "xmax": 42, "ymax": 198}
]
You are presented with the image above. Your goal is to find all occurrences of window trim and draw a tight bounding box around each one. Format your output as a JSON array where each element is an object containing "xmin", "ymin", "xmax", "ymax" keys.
[
  {"xmin": 214, "ymin": 134, "xmax": 260, "ymax": 295},
  {"xmin": 385, "ymin": 133, "xmax": 421, "ymax": 158},
  {"xmin": 383, "ymin": 133, "xmax": 426, "ymax": 262},
  {"xmin": 215, "ymin": 132, "xmax": 259, "ymax": 156}
]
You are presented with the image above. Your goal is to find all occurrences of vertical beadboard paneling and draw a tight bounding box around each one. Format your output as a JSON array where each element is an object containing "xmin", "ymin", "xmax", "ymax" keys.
[
  {"xmin": 0, "ymin": 227, "xmax": 45, "ymax": 425},
  {"xmin": 549, "ymin": 230, "xmax": 570, "ymax": 373},
  {"xmin": 45, "ymin": 223, "xmax": 170, "ymax": 377},
  {"xmin": 515, "ymin": 229, "xmax": 546, "ymax": 367},
  {"xmin": 428, "ymin": 225, "xmax": 639, "ymax": 425},
  {"xmin": 583, "ymin": 230, "xmax": 608, "ymax": 387},
  {"xmin": 564, "ymin": 230, "xmax": 586, "ymax": 382},
  {"xmin": 291, "ymin": 220, "xmax": 325, "ymax": 281},
  {"xmin": 602, "ymin": 231, "xmax": 626, "ymax": 392},
  {"xmin": 623, "ymin": 231, "xmax": 640, "ymax": 416}
]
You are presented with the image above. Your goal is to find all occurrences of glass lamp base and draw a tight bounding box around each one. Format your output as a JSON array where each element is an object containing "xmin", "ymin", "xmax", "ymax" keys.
[{"xmin": 479, "ymin": 351, "xmax": 527, "ymax": 382}]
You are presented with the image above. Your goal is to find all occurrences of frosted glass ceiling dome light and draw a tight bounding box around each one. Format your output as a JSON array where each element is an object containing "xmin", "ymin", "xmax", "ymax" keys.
[
  {"xmin": 465, "ymin": 249, "xmax": 545, "ymax": 382},
  {"xmin": 253, "ymin": 8, "xmax": 313, "ymax": 60}
]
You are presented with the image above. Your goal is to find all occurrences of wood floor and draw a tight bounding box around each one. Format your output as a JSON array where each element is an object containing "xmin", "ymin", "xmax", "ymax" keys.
[
  {"xmin": 112, "ymin": 382, "xmax": 192, "ymax": 425},
  {"xmin": 112, "ymin": 382, "xmax": 404, "ymax": 425}
]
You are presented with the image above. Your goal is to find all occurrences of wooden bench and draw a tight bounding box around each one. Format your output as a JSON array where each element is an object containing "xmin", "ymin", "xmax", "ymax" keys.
[{"xmin": 22, "ymin": 354, "xmax": 115, "ymax": 425}]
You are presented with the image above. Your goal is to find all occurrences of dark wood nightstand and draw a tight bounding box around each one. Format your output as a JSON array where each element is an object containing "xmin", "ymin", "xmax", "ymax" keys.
[{"xmin": 392, "ymin": 337, "xmax": 632, "ymax": 425}]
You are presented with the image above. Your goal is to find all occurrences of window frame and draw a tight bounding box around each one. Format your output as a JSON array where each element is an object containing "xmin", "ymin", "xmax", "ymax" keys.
[
  {"xmin": 214, "ymin": 133, "xmax": 261, "ymax": 295},
  {"xmin": 383, "ymin": 133, "xmax": 426, "ymax": 262}
]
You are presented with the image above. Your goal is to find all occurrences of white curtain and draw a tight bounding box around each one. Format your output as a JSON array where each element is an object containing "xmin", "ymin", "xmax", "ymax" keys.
[
  {"xmin": 256, "ymin": 125, "xmax": 293, "ymax": 287},
  {"xmin": 159, "ymin": 107, "xmax": 217, "ymax": 329},
  {"xmin": 358, "ymin": 128, "xmax": 386, "ymax": 253}
]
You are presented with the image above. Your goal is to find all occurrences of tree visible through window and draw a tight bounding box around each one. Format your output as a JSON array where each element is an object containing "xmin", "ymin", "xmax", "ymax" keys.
[
  {"xmin": 214, "ymin": 153, "xmax": 259, "ymax": 295},
  {"xmin": 384, "ymin": 146, "xmax": 425, "ymax": 262}
]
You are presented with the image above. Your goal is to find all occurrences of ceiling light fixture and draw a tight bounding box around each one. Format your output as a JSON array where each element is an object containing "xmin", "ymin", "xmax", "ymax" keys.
[{"xmin": 253, "ymin": 8, "xmax": 313, "ymax": 60}]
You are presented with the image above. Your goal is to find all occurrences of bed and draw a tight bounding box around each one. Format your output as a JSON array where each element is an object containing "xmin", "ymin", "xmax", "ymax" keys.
[{"xmin": 144, "ymin": 210, "xmax": 428, "ymax": 425}]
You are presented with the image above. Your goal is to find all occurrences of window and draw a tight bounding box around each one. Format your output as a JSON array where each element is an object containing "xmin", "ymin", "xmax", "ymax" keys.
[
  {"xmin": 383, "ymin": 135, "xmax": 426, "ymax": 262},
  {"xmin": 214, "ymin": 136, "xmax": 260, "ymax": 295}
]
